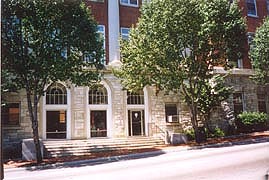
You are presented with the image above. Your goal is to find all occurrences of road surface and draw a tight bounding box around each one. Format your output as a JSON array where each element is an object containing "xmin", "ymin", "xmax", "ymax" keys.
[{"xmin": 4, "ymin": 142, "xmax": 269, "ymax": 180}]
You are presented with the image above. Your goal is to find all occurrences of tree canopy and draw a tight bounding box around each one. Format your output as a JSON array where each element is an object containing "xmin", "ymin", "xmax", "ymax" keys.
[
  {"xmin": 250, "ymin": 17, "xmax": 269, "ymax": 85},
  {"xmin": 1, "ymin": 0, "xmax": 104, "ymax": 162},
  {"xmin": 116, "ymin": 0, "xmax": 246, "ymax": 142}
]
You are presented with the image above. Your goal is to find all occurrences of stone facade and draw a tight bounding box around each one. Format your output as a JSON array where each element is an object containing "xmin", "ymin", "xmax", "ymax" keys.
[
  {"xmin": 2, "ymin": 69, "xmax": 269, "ymax": 158},
  {"xmin": 2, "ymin": 0, "xmax": 269, "ymax": 159}
]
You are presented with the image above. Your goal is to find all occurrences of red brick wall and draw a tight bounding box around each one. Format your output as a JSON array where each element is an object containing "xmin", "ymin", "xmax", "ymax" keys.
[
  {"xmin": 85, "ymin": 0, "xmax": 109, "ymax": 64},
  {"xmin": 119, "ymin": 0, "xmax": 142, "ymax": 28},
  {"xmin": 238, "ymin": 0, "xmax": 268, "ymax": 68}
]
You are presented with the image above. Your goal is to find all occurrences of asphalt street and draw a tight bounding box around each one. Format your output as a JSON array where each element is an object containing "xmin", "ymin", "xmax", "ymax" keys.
[{"xmin": 4, "ymin": 141, "xmax": 269, "ymax": 180}]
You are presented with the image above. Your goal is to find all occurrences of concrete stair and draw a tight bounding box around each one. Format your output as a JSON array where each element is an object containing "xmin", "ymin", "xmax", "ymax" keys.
[{"xmin": 43, "ymin": 136, "xmax": 165, "ymax": 158}]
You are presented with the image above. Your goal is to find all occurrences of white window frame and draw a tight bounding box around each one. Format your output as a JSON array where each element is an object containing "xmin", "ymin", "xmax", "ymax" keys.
[
  {"xmin": 120, "ymin": 27, "xmax": 130, "ymax": 40},
  {"xmin": 237, "ymin": 59, "xmax": 243, "ymax": 69},
  {"xmin": 120, "ymin": 0, "xmax": 139, "ymax": 7},
  {"xmin": 246, "ymin": 0, "xmax": 258, "ymax": 17},
  {"xmin": 90, "ymin": 0, "xmax": 104, "ymax": 2}
]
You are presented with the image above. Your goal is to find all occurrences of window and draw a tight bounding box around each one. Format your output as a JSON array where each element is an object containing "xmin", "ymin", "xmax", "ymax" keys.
[
  {"xmin": 120, "ymin": 0, "xmax": 138, "ymax": 7},
  {"xmin": 121, "ymin": 27, "xmax": 130, "ymax": 40},
  {"xmin": 127, "ymin": 91, "xmax": 144, "ymax": 105},
  {"xmin": 236, "ymin": 59, "xmax": 243, "ymax": 69},
  {"xmin": 89, "ymin": 85, "xmax": 108, "ymax": 104},
  {"xmin": 246, "ymin": 0, "xmax": 257, "ymax": 17},
  {"xmin": 165, "ymin": 104, "xmax": 179, "ymax": 123},
  {"xmin": 98, "ymin": 25, "xmax": 105, "ymax": 63},
  {"xmin": 233, "ymin": 92, "xmax": 244, "ymax": 117},
  {"xmin": 46, "ymin": 83, "xmax": 67, "ymax": 104},
  {"xmin": 1, "ymin": 103, "xmax": 20, "ymax": 126},
  {"xmin": 257, "ymin": 94, "xmax": 267, "ymax": 113},
  {"xmin": 247, "ymin": 32, "xmax": 255, "ymax": 45}
]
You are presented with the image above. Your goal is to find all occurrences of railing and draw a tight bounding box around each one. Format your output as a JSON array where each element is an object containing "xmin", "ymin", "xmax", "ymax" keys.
[{"xmin": 149, "ymin": 123, "xmax": 169, "ymax": 144}]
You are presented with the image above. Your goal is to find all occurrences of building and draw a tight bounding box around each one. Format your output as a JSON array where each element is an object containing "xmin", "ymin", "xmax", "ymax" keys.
[{"xmin": 2, "ymin": 0, "xmax": 269, "ymax": 158}]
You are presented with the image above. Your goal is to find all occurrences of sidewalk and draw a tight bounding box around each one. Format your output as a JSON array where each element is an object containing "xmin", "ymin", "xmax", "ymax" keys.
[{"xmin": 4, "ymin": 131, "xmax": 269, "ymax": 170}]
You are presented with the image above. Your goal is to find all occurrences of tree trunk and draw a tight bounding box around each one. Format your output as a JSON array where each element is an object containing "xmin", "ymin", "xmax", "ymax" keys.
[
  {"xmin": 189, "ymin": 103, "xmax": 206, "ymax": 143},
  {"xmin": 26, "ymin": 91, "xmax": 43, "ymax": 163}
]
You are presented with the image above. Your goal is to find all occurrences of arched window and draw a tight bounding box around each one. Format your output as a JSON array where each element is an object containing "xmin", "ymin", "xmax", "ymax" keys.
[
  {"xmin": 127, "ymin": 90, "xmax": 144, "ymax": 105},
  {"xmin": 46, "ymin": 83, "xmax": 67, "ymax": 104},
  {"xmin": 89, "ymin": 85, "xmax": 108, "ymax": 104}
]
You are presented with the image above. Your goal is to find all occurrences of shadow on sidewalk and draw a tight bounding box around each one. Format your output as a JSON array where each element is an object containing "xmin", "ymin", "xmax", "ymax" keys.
[{"xmin": 21, "ymin": 148, "xmax": 166, "ymax": 171}]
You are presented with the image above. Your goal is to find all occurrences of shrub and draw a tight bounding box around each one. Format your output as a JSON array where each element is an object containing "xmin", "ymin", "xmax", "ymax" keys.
[
  {"xmin": 184, "ymin": 128, "xmax": 195, "ymax": 141},
  {"xmin": 206, "ymin": 127, "xmax": 225, "ymax": 138},
  {"xmin": 238, "ymin": 112, "xmax": 268, "ymax": 125},
  {"xmin": 237, "ymin": 112, "xmax": 269, "ymax": 133}
]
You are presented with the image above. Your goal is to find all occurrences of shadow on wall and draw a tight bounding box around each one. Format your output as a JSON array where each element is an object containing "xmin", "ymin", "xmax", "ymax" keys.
[{"xmin": 3, "ymin": 141, "xmax": 22, "ymax": 160}]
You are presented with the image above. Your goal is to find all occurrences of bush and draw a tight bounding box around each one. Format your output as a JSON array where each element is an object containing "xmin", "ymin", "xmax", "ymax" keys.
[
  {"xmin": 238, "ymin": 112, "xmax": 268, "ymax": 125},
  {"xmin": 237, "ymin": 112, "xmax": 269, "ymax": 133},
  {"xmin": 206, "ymin": 127, "xmax": 225, "ymax": 138},
  {"xmin": 184, "ymin": 128, "xmax": 195, "ymax": 141}
]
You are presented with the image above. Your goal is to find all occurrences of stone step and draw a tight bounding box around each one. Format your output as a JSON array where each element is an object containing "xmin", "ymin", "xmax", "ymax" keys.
[{"xmin": 43, "ymin": 137, "xmax": 165, "ymax": 158}]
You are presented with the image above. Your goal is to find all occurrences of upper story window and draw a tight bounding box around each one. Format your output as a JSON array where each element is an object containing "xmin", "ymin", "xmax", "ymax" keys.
[
  {"xmin": 98, "ymin": 25, "xmax": 106, "ymax": 63},
  {"xmin": 1, "ymin": 103, "xmax": 20, "ymax": 126},
  {"xmin": 247, "ymin": 32, "xmax": 255, "ymax": 45},
  {"xmin": 246, "ymin": 0, "xmax": 257, "ymax": 17},
  {"xmin": 120, "ymin": 0, "xmax": 138, "ymax": 7},
  {"xmin": 120, "ymin": 27, "xmax": 130, "ymax": 40},
  {"xmin": 89, "ymin": 85, "xmax": 108, "ymax": 104},
  {"xmin": 236, "ymin": 59, "xmax": 243, "ymax": 69},
  {"xmin": 46, "ymin": 83, "xmax": 67, "ymax": 105},
  {"xmin": 127, "ymin": 90, "xmax": 144, "ymax": 105}
]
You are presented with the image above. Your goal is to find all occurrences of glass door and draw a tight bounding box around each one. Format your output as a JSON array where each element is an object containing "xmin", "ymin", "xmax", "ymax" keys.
[{"xmin": 46, "ymin": 110, "xmax": 66, "ymax": 139}]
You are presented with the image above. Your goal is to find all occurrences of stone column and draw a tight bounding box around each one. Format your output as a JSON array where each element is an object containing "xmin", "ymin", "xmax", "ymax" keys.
[{"xmin": 108, "ymin": 0, "xmax": 120, "ymax": 64}]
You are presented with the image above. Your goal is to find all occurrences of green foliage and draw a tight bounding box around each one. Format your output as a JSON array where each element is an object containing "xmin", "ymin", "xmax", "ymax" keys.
[
  {"xmin": 250, "ymin": 17, "xmax": 269, "ymax": 85},
  {"xmin": 237, "ymin": 112, "xmax": 268, "ymax": 125},
  {"xmin": 198, "ymin": 74, "xmax": 233, "ymax": 117},
  {"xmin": 184, "ymin": 128, "xmax": 195, "ymax": 141},
  {"xmin": 207, "ymin": 127, "xmax": 225, "ymax": 138},
  {"xmin": 116, "ymin": 0, "xmax": 246, "ymax": 142},
  {"xmin": 2, "ymin": 0, "xmax": 104, "ymax": 94},
  {"xmin": 1, "ymin": 0, "xmax": 103, "ymax": 163}
]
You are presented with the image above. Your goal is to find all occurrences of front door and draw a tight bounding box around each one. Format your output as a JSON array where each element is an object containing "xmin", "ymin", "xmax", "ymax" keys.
[
  {"xmin": 128, "ymin": 110, "xmax": 145, "ymax": 136},
  {"xmin": 90, "ymin": 110, "xmax": 107, "ymax": 137},
  {"xmin": 46, "ymin": 110, "xmax": 66, "ymax": 139}
]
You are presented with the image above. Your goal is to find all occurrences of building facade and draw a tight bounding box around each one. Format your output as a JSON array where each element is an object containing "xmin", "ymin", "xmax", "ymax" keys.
[{"xmin": 2, "ymin": 0, "xmax": 269, "ymax": 158}]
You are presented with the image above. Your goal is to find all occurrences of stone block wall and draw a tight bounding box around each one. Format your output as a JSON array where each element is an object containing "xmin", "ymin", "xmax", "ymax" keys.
[
  {"xmin": 2, "ymin": 90, "xmax": 32, "ymax": 159},
  {"xmin": 105, "ymin": 74, "xmax": 126, "ymax": 137},
  {"xmin": 72, "ymin": 86, "xmax": 87, "ymax": 139}
]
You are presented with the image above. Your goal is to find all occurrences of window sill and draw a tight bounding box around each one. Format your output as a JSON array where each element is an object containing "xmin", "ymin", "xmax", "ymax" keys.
[
  {"xmin": 247, "ymin": 14, "xmax": 259, "ymax": 18},
  {"xmin": 3, "ymin": 126, "xmax": 21, "ymax": 130},
  {"xmin": 120, "ymin": 3, "xmax": 139, "ymax": 8}
]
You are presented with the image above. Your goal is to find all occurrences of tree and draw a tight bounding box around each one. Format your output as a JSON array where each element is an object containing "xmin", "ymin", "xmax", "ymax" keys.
[
  {"xmin": 198, "ymin": 74, "xmax": 233, "ymax": 134},
  {"xmin": 250, "ymin": 17, "xmax": 269, "ymax": 85},
  {"xmin": 116, "ymin": 0, "xmax": 246, "ymax": 143},
  {"xmin": 1, "ymin": 0, "xmax": 104, "ymax": 163}
]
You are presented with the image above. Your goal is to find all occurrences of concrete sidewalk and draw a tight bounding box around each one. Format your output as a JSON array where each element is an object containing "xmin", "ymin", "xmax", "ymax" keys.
[{"xmin": 4, "ymin": 132, "xmax": 269, "ymax": 172}]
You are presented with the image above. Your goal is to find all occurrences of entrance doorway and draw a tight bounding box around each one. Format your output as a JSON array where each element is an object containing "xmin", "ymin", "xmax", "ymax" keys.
[
  {"xmin": 46, "ymin": 110, "xmax": 66, "ymax": 139},
  {"xmin": 128, "ymin": 110, "xmax": 145, "ymax": 136},
  {"xmin": 90, "ymin": 110, "xmax": 107, "ymax": 137}
]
